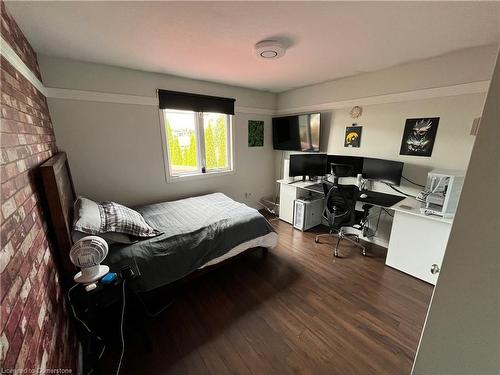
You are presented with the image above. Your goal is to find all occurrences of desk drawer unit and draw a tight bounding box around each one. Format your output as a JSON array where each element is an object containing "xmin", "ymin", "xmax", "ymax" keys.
[{"xmin": 386, "ymin": 211, "xmax": 451, "ymax": 285}]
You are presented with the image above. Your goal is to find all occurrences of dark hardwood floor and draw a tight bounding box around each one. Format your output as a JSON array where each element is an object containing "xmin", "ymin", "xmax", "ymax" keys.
[{"xmin": 111, "ymin": 218, "xmax": 433, "ymax": 375}]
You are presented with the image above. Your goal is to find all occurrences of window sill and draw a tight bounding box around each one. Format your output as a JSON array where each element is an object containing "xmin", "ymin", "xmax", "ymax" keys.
[{"xmin": 167, "ymin": 169, "xmax": 235, "ymax": 183}]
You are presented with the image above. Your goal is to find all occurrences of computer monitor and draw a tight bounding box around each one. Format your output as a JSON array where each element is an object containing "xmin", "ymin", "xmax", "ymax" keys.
[
  {"xmin": 362, "ymin": 157, "xmax": 404, "ymax": 186},
  {"xmin": 329, "ymin": 163, "xmax": 355, "ymax": 185},
  {"xmin": 289, "ymin": 154, "xmax": 327, "ymax": 180},
  {"xmin": 327, "ymin": 155, "xmax": 364, "ymax": 176},
  {"xmin": 330, "ymin": 163, "xmax": 354, "ymax": 178}
]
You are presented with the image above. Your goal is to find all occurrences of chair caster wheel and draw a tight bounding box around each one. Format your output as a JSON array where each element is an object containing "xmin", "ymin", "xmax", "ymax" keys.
[{"xmin": 315, "ymin": 238, "xmax": 319, "ymax": 243}]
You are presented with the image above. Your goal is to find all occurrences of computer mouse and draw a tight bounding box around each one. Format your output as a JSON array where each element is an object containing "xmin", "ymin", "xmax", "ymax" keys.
[{"xmin": 360, "ymin": 193, "xmax": 368, "ymax": 199}]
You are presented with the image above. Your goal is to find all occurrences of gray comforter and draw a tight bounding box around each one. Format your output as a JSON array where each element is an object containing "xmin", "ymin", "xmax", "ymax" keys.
[{"xmin": 105, "ymin": 193, "xmax": 275, "ymax": 292}]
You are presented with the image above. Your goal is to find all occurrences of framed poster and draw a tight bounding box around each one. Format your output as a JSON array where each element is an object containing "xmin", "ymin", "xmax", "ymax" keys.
[
  {"xmin": 400, "ymin": 117, "xmax": 439, "ymax": 157},
  {"xmin": 344, "ymin": 125, "xmax": 362, "ymax": 148},
  {"xmin": 248, "ymin": 120, "xmax": 264, "ymax": 147}
]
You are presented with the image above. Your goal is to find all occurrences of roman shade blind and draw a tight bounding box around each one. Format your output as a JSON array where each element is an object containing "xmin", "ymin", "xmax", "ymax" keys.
[{"xmin": 158, "ymin": 89, "xmax": 236, "ymax": 115}]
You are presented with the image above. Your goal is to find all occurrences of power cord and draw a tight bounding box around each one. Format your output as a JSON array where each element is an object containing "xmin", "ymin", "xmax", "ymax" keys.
[
  {"xmin": 67, "ymin": 284, "xmax": 106, "ymax": 375},
  {"xmin": 135, "ymin": 291, "xmax": 174, "ymax": 318},
  {"xmin": 273, "ymin": 151, "xmax": 285, "ymax": 210},
  {"xmin": 384, "ymin": 183, "xmax": 416, "ymax": 198},
  {"xmin": 416, "ymin": 176, "xmax": 448, "ymax": 202},
  {"xmin": 68, "ymin": 277, "xmax": 130, "ymax": 375},
  {"xmin": 382, "ymin": 208, "xmax": 394, "ymax": 217},
  {"xmin": 115, "ymin": 278, "xmax": 127, "ymax": 375},
  {"xmin": 254, "ymin": 199, "xmax": 280, "ymax": 221},
  {"xmin": 401, "ymin": 175, "xmax": 425, "ymax": 188},
  {"xmin": 251, "ymin": 151, "xmax": 283, "ymax": 222},
  {"xmin": 279, "ymin": 151, "xmax": 285, "ymax": 181},
  {"xmin": 359, "ymin": 178, "xmax": 368, "ymax": 191}
]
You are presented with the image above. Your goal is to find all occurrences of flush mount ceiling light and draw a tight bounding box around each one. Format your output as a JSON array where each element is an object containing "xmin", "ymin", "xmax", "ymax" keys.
[{"xmin": 255, "ymin": 40, "xmax": 286, "ymax": 59}]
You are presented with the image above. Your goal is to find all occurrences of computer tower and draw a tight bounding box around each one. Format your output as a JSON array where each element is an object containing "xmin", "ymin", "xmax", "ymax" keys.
[
  {"xmin": 420, "ymin": 169, "xmax": 465, "ymax": 218},
  {"xmin": 293, "ymin": 197, "xmax": 324, "ymax": 231}
]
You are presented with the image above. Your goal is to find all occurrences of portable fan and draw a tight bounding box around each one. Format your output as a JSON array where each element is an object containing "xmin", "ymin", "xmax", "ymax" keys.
[{"xmin": 70, "ymin": 236, "xmax": 109, "ymax": 284}]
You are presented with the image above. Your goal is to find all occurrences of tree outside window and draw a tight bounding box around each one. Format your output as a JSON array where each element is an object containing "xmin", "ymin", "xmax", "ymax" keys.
[{"xmin": 163, "ymin": 109, "xmax": 232, "ymax": 179}]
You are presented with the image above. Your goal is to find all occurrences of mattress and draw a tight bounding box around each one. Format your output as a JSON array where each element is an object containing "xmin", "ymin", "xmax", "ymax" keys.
[
  {"xmin": 200, "ymin": 232, "xmax": 277, "ymax": 269},
  {"xmin": 104, "ymin": 193, "xmax": 277, "ymax": 292}
]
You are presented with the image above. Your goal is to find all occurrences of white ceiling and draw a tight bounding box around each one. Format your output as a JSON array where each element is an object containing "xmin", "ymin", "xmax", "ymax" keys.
[{"xmin": 5, "ymin": 1, "xmax": 500, "ymax": 93}]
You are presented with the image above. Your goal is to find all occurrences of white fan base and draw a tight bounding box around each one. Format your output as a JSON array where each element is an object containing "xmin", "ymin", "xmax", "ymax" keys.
[{"xmin": 74, "ymin": 265, "xmax": 110, "ymax": 284}]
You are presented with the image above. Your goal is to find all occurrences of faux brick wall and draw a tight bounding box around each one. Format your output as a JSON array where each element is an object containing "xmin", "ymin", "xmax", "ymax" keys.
[
  {"xmin": 0, "ymin": 3, "xmax": 41, "ymax": 81},
  {"xmin": 1, "ymin": 2, "xmax": 77, "ymax": 372}
]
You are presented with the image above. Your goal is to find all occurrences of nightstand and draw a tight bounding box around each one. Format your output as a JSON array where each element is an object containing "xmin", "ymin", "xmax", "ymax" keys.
[{"xmin": 68, "ymin": 277, "xmax": 123, "ymax": 374}]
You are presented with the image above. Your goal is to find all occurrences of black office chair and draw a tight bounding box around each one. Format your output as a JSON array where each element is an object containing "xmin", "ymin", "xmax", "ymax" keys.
[{"xmin": 315, "ymin": 164, "xmax": 371, "ymax": 257}]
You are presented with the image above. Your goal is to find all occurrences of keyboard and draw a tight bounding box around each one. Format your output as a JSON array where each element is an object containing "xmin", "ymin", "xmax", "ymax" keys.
[{"xmin": 307, "ymin": 183, "xmax": 325, "ymax": 193}]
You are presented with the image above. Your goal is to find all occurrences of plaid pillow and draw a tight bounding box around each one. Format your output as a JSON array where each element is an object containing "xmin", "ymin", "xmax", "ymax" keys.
[{"xmin": 98, "ymin": 201, "xmax": 161, "ymax": 238}]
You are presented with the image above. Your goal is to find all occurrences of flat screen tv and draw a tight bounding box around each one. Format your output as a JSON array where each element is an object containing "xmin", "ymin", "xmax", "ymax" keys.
[{"xmin": 272, "ymin": 113, "xmax": 321, "ymax": 151}]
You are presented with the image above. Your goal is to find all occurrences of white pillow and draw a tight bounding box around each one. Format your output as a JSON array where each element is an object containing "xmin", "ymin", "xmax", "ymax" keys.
[{"xmin": 72, "ymin": 197, "xmax": 136, "ymax": 244}]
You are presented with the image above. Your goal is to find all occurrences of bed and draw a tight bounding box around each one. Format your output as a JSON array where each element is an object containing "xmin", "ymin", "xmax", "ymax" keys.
[{"xmin": 40, "ymin": 152, "xmax": 278, "ymax": 292}]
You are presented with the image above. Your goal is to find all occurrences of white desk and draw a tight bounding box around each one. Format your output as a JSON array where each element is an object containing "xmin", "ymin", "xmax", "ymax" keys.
[
  {"xmin": 386, "ymin": 197, "xmax": 452, "ymax": 285},
  {"xmin": 277, "ymin": 179, "xmax": 452, "ymax": 285},
  {"xmin": 277, "ymin": 179, "xmax": 399, "ymax": 248},
  {"xmin": 277, "ymin": 179, "xmax": 322, "ymax": 224}
]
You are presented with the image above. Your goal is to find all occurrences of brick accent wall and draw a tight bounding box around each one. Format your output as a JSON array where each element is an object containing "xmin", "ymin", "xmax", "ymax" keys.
[
  {"xmin": 1, "ymin": 3, "xmax": 77, "ymax": 373},
  {"xmin": 0, "ymin": 3, "xmax": 42, "ymax": 81}
]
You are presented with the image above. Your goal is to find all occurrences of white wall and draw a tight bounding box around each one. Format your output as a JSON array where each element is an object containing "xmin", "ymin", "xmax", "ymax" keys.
[
  {"xmin": 322, "ymin": 94, "xmax": 485, "ymax": 193},
  {"xmin": 311, "ymin": 95, "xmax": 484, "ymax": 246},
  {"xmin": 277, "ymin": 44, "xmax": 497, "ymax": 110},
  {"xmin": 412, "ymin": 50, "xmax": 500, "ymax": 375},
  {"xmin": 41, "ymin": 44, "xmax": 497, "ymax": 216},
  {"xmin": 39, "ymin": 54, "xmax": 277, "ymax": 108},
  {"xmin": 274, "ymin": 45, "xmax": 497, "ymax": 187},
  {"xmin": 273, "ymin": 45, "xmax": 496, "ymax": 246},
  {"xmin": 40, "ymin": 56, "xmax": 277, "ymax": 207}
]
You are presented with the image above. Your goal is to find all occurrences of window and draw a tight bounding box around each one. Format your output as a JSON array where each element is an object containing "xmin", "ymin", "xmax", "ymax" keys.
[
  {"xmin": 162, "ymin": 109, "xmax": 232, "ymax": 179},
  {"xmin": 158, "ymin": 89, "xmax": 235, "ymax": 181}
]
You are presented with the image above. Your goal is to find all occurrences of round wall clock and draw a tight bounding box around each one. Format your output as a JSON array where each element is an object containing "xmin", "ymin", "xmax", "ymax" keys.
[{"xmin": 350, "ymin": 106, "xmax": 363, "ymax": 119}]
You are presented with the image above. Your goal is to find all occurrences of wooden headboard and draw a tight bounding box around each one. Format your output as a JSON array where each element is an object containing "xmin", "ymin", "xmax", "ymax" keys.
[{"xmin": 40, "ymin": 152, "xmax": 76, "ymax": 282}]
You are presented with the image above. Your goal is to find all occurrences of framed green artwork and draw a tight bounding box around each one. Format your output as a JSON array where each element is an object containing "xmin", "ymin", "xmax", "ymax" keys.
[{"xmin": 248, "ymin": 120, "xmax": 264, "ymax": 147}]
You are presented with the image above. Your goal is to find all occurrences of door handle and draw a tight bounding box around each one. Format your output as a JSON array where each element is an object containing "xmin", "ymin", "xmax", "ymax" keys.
[{"xmin": 430, "ymin": 264, "xmax": 440, "ymax": 275}]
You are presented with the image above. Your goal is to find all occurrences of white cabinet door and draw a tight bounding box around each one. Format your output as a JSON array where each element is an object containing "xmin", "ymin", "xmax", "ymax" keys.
[
  {"xmin": 386, "ymin": 212, "xmax": 451, "ymax": 285},
  {"xmin": 279, "ymin": 183, "xmax": 297, "ymax": 224}
]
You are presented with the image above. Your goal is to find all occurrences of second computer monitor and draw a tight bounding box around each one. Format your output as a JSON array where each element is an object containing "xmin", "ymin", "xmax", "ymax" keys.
[
  {"xmin": 289, "ymin": 154, "xmax": 327, "ymax": 179},
  {"xmin": 327, "ymin": 155, "xmax": 364, "ymax": 176},
  {"xmin": 362, "ymin": 157, "xmax": 403, "ymax": 186}
]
